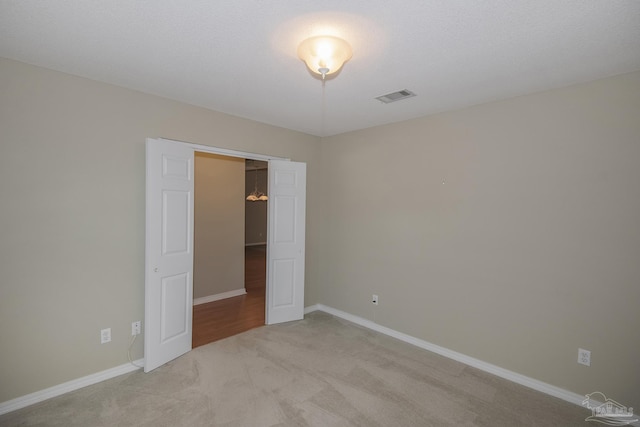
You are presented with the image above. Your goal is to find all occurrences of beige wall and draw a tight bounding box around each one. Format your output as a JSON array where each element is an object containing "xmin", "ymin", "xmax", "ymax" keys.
[
  {"xmin": 319, "ymin": 71, "xmax": 640, "ymax": 407},
  {"xmin": 2, "ymin": 55, "xmax": 639, "ymax": 410},
  {"xmin": 0, "ymin": 58, "xmax": 320, "ymax": 402},
  {"xmin": 245, "ymin": 168, "xmax": 268, "ymax": 245},
  {"xmin": 194, "ymin": 153, "xmax": 245, "ymax": 299}
]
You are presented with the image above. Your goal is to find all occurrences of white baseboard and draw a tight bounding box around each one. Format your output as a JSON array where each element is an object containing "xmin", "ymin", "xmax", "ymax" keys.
[
  {"xmin": 193, "ymin": 288, "xmax": 246, "ymax": 306},
  {"xmin": 0, "ymin": 359, "xmax": 144, "ymax": 416},
  {"xmin": 304, "ymin": 304, "xmax": 321, "ymax": 314},
  {"xmin": 304, "ymin": 304, "xmax": 599, "ymax": 412}
]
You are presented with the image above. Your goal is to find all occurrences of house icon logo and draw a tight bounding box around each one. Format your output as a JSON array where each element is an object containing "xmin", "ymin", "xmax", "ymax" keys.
[{"xmin": 582, "ymin": 392, "xmax": 637, "ymax": 426}]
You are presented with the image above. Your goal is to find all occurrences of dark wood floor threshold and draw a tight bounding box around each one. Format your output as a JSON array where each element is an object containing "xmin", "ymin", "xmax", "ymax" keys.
[{"xmin": 192, "ymin": 245, "xmax": 266, "ymax": 348}]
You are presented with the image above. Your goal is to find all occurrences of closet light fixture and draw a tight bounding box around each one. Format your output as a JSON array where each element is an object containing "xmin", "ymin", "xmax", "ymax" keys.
[{"xmin": 297, "ymin": 35, "xmax": 352, "ymax": 80}]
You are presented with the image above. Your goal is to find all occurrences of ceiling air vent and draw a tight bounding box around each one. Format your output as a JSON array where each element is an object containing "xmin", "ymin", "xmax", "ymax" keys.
[{"xmin": 375, "ymin": 89, "xmax": 416, "ymax": 104}]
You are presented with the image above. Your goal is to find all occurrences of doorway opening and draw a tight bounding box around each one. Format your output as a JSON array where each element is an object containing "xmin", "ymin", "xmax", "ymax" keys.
[
  {"xmin": 144, "ymin": 137, "xmax": 306, "ymax": 372},
  {"xmin": 191, "ymin": 154, "xmax": 268, "ymax": 348}
]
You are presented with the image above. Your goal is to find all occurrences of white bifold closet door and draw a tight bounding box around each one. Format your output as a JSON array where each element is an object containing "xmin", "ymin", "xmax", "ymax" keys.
[{"xmin": 144, "ymin": 138, "xmax": 307, "ymax": 372}]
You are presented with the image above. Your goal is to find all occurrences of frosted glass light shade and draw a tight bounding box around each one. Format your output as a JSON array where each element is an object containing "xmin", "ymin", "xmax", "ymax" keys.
[{"xmin": 297, "ymin": 36, "xmax": 352, "ymax": 78}]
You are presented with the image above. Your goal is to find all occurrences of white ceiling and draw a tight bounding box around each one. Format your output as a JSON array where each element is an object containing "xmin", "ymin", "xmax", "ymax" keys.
[{"xmin": 2, "ymin": 1, "xmax": 639, "ymax": 137}]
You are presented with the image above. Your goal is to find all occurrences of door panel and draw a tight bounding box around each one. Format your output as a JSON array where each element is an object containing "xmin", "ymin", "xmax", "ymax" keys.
[
  {"xmin": 274, "ymin": 196, "xmax": 296, "ymax": 243},
  {"xmin": 266, "ymin": 160, "xmax": 306, "ymax": 324},
  {"xmin": 273, "ymin": 259, "xmax": 295, "ymax": 306},
  {"xmin": 162, "ymin": 191, "xmax": 190, "ymax": 255},
  {"xmin": 145, "ymin": 138, "xmax": 194, "ymax": 372},
  {"xmin": 160, "ymin": 273, "xmax": 190, "ymax": 342}
]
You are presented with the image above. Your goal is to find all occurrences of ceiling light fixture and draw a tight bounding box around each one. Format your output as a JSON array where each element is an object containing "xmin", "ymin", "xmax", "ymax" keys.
[
  {"xmin": 297, "ymin": 35, "xmax": 353, "ymax": 80},
  {"xmin": 246, "ymin": 166, "xmax": 268, "ymax": 202}
]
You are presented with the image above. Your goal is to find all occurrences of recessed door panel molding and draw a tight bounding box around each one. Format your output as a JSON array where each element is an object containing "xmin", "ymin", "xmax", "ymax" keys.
[
  {"xmin": 273, "ymin": 195, "xmax": 296, "ymax": 244},
  {"xmin": 274, "ymin": 170, "xmax": 296, "ymax": 187},
  {"xmin": 162, "ymin": 155, "xmax": 191, "ymax": 181},
  {"xmin": 161, "ymin": 190, "xmax": 191, "ymax": 256},
  {"xmin": 272, "ymin": 259, "xmax": 295, "ymax": 307},
  {"xmin": 160, "ymin": 273, "xmax": 189, "ymax": 342}
]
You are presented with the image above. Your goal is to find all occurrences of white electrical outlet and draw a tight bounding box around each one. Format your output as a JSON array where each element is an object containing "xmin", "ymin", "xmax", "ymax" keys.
[
  {"xmin": 132, "ymin": 321, "xmax": 141, "ymax": 336},
  {"xmin": 578, "ymin": 348, "xmax": 591, "ymax": 366},
  {"xmin": 101, "ymin": 328, "xmax": 111, "ymax": 344},
  {"xmin": 372, "ymin": 294, "xmax": 379, "ymax": 305}
]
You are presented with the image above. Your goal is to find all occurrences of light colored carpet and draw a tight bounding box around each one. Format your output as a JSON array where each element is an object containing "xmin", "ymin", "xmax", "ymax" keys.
[{"xmin": 0, "ymin": 311, "xmax": 591, "ymax": 426}]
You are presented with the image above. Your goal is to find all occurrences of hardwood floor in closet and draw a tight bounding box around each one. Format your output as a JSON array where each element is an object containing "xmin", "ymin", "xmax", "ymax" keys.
[{"xmin": 192, "ymin": 245, "xmax": 266, "ymax": 348}]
